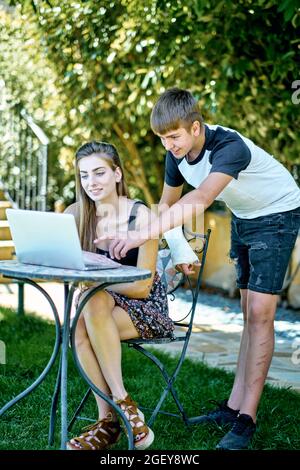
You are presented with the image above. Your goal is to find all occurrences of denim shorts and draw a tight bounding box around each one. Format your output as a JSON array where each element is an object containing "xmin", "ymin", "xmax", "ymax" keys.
[{"xmin": 230, "ymin": 206, "xmax": 300, "ymax": 294}]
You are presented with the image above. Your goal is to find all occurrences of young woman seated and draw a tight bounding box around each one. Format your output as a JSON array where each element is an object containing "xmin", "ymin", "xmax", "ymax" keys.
[{"xmin": 65, "ymin": 141, "xmax": 174, "ymax": 451}]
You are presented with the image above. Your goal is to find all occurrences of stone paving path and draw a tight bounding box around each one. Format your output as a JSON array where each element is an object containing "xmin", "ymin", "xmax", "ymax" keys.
[{"xmin": 0, "ymin": 283, "xmax": 299, "ymax": 391}]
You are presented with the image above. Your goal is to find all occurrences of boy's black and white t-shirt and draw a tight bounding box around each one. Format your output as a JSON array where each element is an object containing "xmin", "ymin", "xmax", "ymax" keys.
[{"xmin": 165, "ymin": 124, "xmax": 300, "ymax": 219}]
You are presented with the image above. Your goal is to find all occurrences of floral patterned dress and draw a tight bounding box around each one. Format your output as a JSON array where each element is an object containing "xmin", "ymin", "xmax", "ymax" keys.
[{"xmin": 107, "ymin": 271, "xmax": 174, "ymax": 339}]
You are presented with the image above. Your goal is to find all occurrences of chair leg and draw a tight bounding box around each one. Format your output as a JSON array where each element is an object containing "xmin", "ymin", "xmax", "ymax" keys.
[
  {"xmin": 131, "ymin": 344, "xmax": 188, "ymax": 427},
  {"xmin": 168, "ymin": 383, "xmax": 188, "ymax": 423},
  {"xmin": 68, "ymin": 388, "xmax": 91, "ymax": 432},
  {"xmin": 147, "ymin": 378, "xmax": 188, "ymax": 427}
]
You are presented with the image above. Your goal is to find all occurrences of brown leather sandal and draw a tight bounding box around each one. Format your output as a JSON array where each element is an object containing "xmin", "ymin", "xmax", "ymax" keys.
[
  {"xmin": 115, "ymin": 395, "xmax": 154, "ymax": 450},
  {"xmin": 67, "ymin": 413, "xmax": 121, "ymax": 451}
]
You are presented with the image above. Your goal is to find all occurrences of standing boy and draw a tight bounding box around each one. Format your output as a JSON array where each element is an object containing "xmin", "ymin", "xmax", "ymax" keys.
[{"xmin": 97, "ymin": 88, "xmax": 300, "ymax": 449}]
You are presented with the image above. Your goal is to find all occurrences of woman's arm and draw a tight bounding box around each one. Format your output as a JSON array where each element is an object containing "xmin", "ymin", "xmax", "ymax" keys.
[{"xmin": 107, "ymin": 204, "xmax": 158, "ymax": 299}]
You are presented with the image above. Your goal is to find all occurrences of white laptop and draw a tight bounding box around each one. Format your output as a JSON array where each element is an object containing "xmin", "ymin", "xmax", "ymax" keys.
[{"xmin": 6, "ymin": 209, "xmax": 120, "ymax": 271}]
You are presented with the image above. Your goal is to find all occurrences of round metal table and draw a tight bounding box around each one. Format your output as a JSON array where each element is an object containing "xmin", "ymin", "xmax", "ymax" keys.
[{"xmin": 0, "ymin": 260, "xmax": 151, "ymax": 450}]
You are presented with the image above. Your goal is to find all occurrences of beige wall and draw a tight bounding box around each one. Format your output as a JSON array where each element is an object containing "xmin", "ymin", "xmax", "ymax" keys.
[{"xmin": 202, "ymin": 211, "xmax": 237, "ymax": 296}]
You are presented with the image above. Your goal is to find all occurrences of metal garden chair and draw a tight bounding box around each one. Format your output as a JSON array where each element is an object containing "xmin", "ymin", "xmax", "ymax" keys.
[{"xmin": 68, "ymin": 228, "xmax": 211, "ymax": 434}]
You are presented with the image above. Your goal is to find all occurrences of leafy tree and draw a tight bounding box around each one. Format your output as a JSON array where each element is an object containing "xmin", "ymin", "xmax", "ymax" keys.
[
  {"xmin": 2, "ymin": 0, "xmax": 300, "ymax": 207},
  {"xmin": 0, "ymin": 5, "xmax": 69, "ymax": 207}
]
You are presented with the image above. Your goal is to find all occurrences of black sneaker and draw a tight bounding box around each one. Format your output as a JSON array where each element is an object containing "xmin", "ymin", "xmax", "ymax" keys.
[
  {"xmin": 195, "ymin": 399, "xmax": 239, "ymax": 426},
  {"xmin": 216, "ymin": 413, "xmax": 256, "ymax": 450}
]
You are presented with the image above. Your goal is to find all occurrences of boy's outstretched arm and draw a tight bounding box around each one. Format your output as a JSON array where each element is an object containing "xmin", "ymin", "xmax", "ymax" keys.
[{"xmin": 95, "ymin": 172, "xmax": 233, "ymax": 259}]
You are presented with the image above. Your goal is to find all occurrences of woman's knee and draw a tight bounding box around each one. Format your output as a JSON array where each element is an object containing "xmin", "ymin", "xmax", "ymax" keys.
[{"xmin": 83, "ymin": 290, "xmax": 115, "ymax": 322}]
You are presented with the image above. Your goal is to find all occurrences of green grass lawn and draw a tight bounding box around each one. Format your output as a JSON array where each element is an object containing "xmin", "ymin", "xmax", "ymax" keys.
[{"xmin": 0, "ymin": 306, "xmax": 299, "ymax": 450}]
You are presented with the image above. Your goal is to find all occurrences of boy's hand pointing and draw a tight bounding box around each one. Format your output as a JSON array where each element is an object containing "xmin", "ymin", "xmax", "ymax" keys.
[{"xmin": 94, "ymin": 231, "xmax": 147, "ymax": 260}]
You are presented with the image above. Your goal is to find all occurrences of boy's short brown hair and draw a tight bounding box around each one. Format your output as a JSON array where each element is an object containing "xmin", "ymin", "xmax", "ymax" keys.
[{"xmin": 150, "ymin": 88, "xmax": 203, "ymax": 135}]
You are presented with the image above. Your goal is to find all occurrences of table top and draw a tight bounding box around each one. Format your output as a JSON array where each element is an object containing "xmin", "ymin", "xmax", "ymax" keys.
[{"xmin": 0, "ymin": 260, "xmax": 151, "ymax": 283}]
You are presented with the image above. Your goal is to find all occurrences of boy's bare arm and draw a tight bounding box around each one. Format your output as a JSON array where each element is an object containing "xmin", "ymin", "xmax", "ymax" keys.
[
  {"xmin": 158, "ymin": 183, "xmax": 184, "ymax": 212},
  {"xmin": 96, "ymin": 172, "xmax": 233, "ymax": 259}
]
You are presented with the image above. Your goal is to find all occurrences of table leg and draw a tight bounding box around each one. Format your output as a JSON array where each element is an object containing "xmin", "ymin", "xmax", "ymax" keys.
[
  {"xmin": 60, "ymin": 282, "xmax": 75, "ymax": 449},
  {"xmin": 0, "ymin": 279, "xmax": 61, "ymax": 417},
  {"xmin": 48, "ymin": 355, "xmax": 62, "ymax": 446},
  {"xmin": 17, "ymin": 281, "xmax": 24, "ymax": 316}
]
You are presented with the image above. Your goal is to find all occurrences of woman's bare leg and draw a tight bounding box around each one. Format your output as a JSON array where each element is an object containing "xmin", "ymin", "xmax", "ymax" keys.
[
  {"xmin": 82, "ymin": 290, "xmax": 139, "ymax": 401},
  {"xmin": 74, "ymin": 314, "xmax": 113, "ymax": 420}
]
